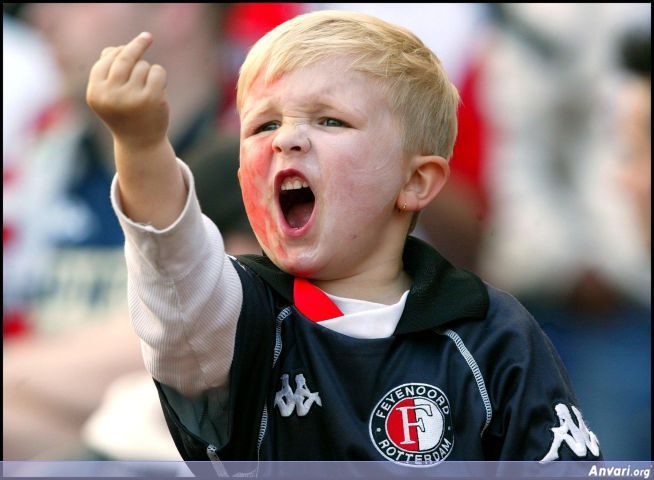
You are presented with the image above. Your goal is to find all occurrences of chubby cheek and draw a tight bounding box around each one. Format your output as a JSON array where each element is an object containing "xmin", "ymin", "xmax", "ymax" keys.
[
  {"xmin": 238, "ymin": 145, "xmax": 287, "ymax": 261},
  {"xmin": 323, "ymin": 157, "xmax": 400, "ymax": 235}
]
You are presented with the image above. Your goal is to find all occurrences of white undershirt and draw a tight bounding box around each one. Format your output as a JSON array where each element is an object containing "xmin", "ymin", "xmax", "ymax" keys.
[{"xmin": 319, "ymin": 290, "xmax": 410, "ymax": 339}]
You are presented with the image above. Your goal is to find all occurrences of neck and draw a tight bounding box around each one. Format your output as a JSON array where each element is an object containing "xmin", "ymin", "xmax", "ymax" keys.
[{"xmin": 313, "ymin": 255, "xmax": 412, "ymax": 305}]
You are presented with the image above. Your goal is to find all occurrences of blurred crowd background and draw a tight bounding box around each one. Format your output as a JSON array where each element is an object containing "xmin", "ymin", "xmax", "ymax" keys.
[{"xmin": 3, "ymin": 2, "xmax": 650, "ymax": 463}]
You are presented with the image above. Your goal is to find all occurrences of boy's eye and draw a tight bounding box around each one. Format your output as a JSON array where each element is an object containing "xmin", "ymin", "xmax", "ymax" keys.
[
  {"xmin": 319, "ymin": 118, "xmax": 346, "ymax": 127},
  {"xmin": 255, "ymin": 121, "xmax": 280, "ymax": 134}
]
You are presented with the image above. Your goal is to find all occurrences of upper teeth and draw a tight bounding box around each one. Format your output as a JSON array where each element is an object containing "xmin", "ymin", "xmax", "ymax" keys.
[{"xmin": 281, "ymin": 176, "xmax": 309, "ymax": 191}]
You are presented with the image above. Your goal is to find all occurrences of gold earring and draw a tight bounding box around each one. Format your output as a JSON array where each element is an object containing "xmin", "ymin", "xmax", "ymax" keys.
[{"xmin": 402, "ymin": 202, "xmax": 407, "ymax": 211}]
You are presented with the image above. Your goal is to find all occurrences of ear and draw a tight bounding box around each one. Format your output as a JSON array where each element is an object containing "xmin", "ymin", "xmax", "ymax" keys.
[{"xmin": 397, "ymin": 155, "xmax": 450, "ymax": 212}]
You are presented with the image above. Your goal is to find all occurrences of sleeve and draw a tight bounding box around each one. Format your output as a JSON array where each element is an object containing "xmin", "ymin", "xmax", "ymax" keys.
[
  {"xmin": 110, "ymin": 158, "xmax": 243, "ymax": 398},
  {"xmin": 149, "ymin": 256, "xmax": 279, "ymax": 461},
  {"xmin": 479, "ymin": 289, "xmax": 603, "ymax": 461}
]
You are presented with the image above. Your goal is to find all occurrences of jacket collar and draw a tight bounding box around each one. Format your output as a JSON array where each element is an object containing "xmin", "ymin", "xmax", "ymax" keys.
[{"xmin": 236, "ymin": 236, "xmax": 489, "ymax": 334}]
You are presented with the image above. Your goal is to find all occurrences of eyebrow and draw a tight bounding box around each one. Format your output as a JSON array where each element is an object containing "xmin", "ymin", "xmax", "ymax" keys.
[
  {"xmin": 241, "ymin": 103, "xmax": 275, "ymax": 123},
  {"xmin": 242, "ymin": 97, "xmax": 365, "ymax": 125}
]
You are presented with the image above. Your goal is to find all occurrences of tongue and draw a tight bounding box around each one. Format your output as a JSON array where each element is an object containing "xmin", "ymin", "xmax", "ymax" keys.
[{"xmin": 286, "ymin": 202, "xmax": 313, "ymax": 229}]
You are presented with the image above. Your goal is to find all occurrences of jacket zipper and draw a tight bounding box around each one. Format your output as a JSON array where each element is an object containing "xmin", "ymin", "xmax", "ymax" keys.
[{"xmin": 255, "ymin": 306, "xmax": 292, "ymax": 457}]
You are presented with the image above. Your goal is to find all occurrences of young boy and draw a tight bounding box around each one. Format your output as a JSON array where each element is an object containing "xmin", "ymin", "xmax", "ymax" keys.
[{"xmin": 87, "ymin": 10, "xmax": 602, "ymax": 464}]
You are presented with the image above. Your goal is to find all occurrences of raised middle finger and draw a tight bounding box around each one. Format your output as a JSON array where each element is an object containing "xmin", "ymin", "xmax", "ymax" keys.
[{"xmin": 107, "ymin": 32, "xmax": 153, "ymax": 84}]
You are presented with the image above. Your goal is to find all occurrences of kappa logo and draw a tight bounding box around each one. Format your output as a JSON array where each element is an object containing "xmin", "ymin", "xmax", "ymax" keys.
[
  {"xmin": 274, "ymin": 373, "xmax": 322, "ymax": 417},
  {"xmin": 540, "ymin": 403, "xmax": 600, "ymax": 462},
  {"xmin": 369, "ymin": 383, "xmax": 453, "ymax": 467}
]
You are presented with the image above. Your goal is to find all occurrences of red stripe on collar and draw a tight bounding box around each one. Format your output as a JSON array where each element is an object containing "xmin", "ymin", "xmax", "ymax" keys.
[{"xmin": 293, "ymin": 278, "xmax": 343, "ymax": 322}]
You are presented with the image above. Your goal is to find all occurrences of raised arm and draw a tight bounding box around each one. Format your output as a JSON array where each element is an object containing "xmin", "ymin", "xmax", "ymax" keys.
[
  {"xmin": 87, "ymin": 32, "xmax": 184, "ymax": 229},
  {"xmin": 87, "ymin": 33, "xmax": 244, "ymax": 398}
]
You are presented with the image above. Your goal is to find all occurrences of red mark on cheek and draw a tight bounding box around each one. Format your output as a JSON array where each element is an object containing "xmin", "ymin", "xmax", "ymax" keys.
[
  {"xmin": 239, "ymin": 146, "xmax": 287, "ymax": 262},
  {"xmin": 240, "ymin": 158, "xmax": 269, "ymax": 244}
]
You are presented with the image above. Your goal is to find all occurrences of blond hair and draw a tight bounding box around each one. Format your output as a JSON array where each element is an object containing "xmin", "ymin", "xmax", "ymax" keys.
[{"xmin": 236, "ymin": 10, "xmax": 460, "ymax": 159}]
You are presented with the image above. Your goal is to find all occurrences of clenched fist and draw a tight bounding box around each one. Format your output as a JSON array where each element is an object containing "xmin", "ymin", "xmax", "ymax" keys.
[{"xmin": 87, "ymin": 32, "xmax": 169, "ymax": 149}]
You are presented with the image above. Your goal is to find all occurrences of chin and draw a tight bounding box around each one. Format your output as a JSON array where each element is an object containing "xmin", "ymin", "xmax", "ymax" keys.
[
  {"xmin": 279, "ymin": 258, "xmax": 321, "ymax": 279},
  {"xmin": 266, "ymin": 247, "xmax": 324, "ymax": 279}
]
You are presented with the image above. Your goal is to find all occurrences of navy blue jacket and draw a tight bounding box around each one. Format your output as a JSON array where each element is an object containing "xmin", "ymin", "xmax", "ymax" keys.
[{"xmin": 154, "ymin": 236, "xmax": 602, "ymax": 464}]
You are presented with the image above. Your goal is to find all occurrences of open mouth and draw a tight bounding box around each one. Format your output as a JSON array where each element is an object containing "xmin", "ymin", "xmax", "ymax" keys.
[{"xmin": 279, "ymin": 174, "xmax": 315, "ymax": 230}]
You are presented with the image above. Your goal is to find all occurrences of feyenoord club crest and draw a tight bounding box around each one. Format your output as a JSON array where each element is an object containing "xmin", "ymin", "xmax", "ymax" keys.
[{"xmin": 369, "ymin": 383, "xmax": 453, "ymax": 467}]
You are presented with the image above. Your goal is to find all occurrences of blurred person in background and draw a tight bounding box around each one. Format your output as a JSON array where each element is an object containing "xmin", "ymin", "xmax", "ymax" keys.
[
  {"xmin": 3, "ymin": 3, "xmax": 259, "ymax": 460},
  {"xmin": 477, "ymin": 4, "xmax": 650, "ymax": 459},
  {"xmin": 615, "ymin": 28, "xmax": 651, "ymax": 256},
  {"xmin": 3, "ymin": 4, "xmax": 62, "ymax": 336}
]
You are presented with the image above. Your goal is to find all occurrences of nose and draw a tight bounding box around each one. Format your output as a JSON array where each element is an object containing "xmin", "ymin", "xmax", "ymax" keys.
[{"xmin": 271, "ymin": 124, "xmax": 311, "ymax": 154}]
